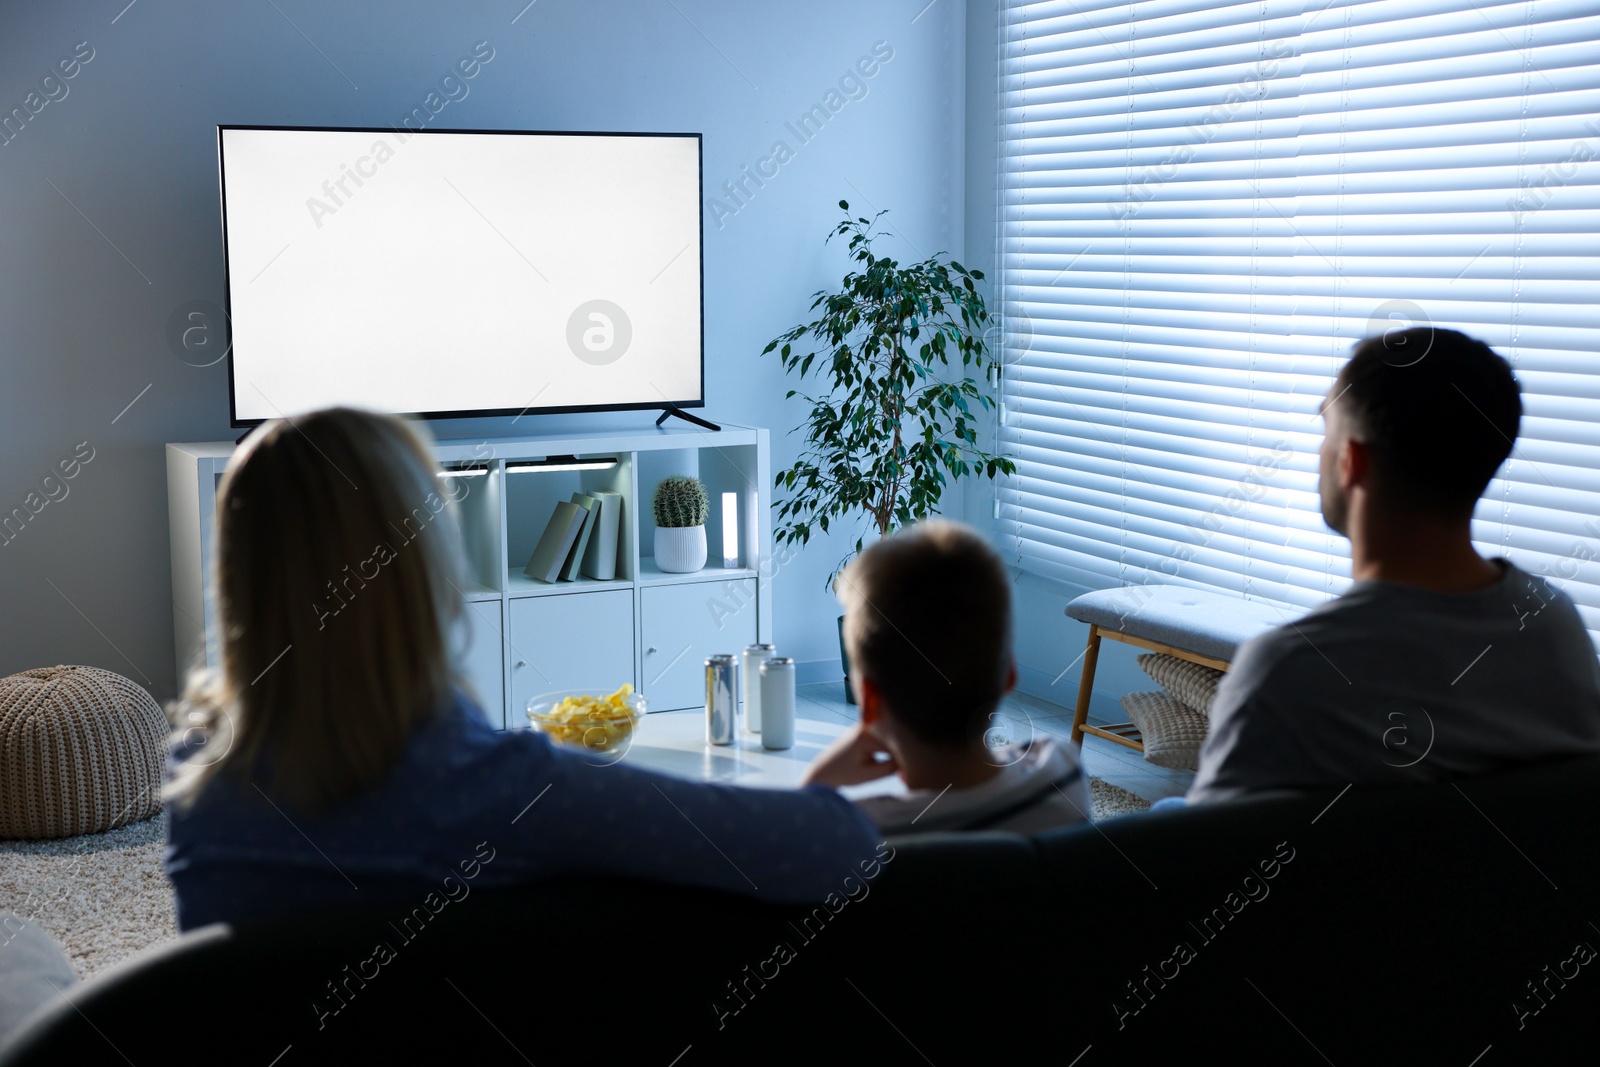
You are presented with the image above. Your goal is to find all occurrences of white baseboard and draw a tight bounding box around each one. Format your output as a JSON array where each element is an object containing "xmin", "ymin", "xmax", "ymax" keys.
[{"xmin": 795, "ymin": 657, "xmax": 844, "ymax": 687}]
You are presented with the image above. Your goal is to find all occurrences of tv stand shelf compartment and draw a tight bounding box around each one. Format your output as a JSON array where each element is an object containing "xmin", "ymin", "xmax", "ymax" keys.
[
  {"xmin": 504, "ymin": 563, "xmax": 759, "ymax": 598},
  {"xmin": 166, "ymin": 423, "xmax": 772, "ymax": 724}
]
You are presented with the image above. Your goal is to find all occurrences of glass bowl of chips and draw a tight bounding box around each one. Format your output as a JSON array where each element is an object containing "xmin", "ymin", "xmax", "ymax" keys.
[{"xmin": 526, "ymin": 684, "xmax": 647, "ymax": 754}]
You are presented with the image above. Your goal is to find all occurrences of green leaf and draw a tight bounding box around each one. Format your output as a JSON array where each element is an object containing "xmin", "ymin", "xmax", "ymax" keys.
[{"xmin": 762, "ymin": 197, "xmax": 1006, "ymax": 553}]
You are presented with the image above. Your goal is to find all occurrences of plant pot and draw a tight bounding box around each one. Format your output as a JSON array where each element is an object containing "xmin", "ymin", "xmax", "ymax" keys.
[
  {"xmin": 838, "ymin": 614, "xmax": 857, "ymax": 706},
  {"xmin": 654, "ymin": 525, "xmax": 707, "ymax": 573}
]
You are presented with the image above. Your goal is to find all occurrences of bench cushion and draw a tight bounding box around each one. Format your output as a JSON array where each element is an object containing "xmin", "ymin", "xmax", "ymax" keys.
[{"xmin": 1065, "ymin": 585, "xmax": 1286, "ymax": 662}]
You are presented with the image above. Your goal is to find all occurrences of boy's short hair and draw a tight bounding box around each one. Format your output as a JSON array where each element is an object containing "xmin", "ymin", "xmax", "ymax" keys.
[
  {"xmin": 1340, "ymin": 327, "xmax": 1520, "ymax": 517},
  {"xmin": 836, "ymin": 520, "xmax": 1011, "ymax": 748}
]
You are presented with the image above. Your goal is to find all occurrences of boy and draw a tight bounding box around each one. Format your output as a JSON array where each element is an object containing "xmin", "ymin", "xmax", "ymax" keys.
[{"xmin": 801, "ymin": 520, "xmax": 1091, "ymax": 834}]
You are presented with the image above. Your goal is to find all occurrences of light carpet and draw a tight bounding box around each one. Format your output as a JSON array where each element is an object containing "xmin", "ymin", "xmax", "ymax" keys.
[
  {"xmin": 1088, "ymin": 775, "xmax": 1153, "ymax": 819},
  {"xmin": 2, "ymin": 778, "xmax": 1149, "ymax": 980},
  {"xmin": 1, "ymin": 813, "xmax": 174, "ymax": 980}
]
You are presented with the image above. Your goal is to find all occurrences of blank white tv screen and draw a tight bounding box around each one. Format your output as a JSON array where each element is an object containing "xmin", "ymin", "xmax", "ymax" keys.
[{"xmin": 219, "ymin": 126, "xmax": 703, "ymax": 424}]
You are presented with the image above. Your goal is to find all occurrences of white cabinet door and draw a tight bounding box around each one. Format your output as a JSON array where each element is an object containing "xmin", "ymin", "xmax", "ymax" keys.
[
  {"xmin": 641, "ymin": 579, "xmax": 757, "ymax": 712},
  {"xmin": 454, "ymin": 598, "xmax": 507, "ymax": 727},
  {"xmin": 507, "ymin": 590, "xmax": 635, "ymax": 729}
]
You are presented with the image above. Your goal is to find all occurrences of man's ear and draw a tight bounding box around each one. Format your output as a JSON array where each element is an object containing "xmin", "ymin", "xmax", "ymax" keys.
[
  {"xmin": 857, "ymin": 675, "xmax": 882, "ymax": 727},
  {"xmin": 1341, "ymin": 435, "xmax": 1370, "ymax": 492},
  {"xmin": 1003, "ymin": 657, "xmax": 1018, "ymax": 695}
]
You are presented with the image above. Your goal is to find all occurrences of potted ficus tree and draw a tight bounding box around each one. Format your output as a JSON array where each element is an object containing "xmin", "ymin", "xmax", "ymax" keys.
[
  {"xmin": 652, "ymin": 474, "xmax": 709, "ymax": 573},
  {"xmin": 762, "ymin": 200, "xmax": 1016, "ymax": 701}
]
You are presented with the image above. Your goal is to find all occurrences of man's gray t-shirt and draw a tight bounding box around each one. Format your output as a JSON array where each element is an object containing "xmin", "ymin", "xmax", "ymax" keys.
[{"xmin": 1189, "ymin": 561, "xmax": 1600, "ymax": 804}]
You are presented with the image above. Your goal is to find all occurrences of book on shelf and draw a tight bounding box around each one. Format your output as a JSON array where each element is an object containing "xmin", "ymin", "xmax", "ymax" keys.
[
  {"xmin": 524, "ymin": 500, "xmax": 587, "ymax": 584},
  {"xmin": 560, "ymin": 492, "xmax": 600, "ymax": 581},
  {"xmin": 581, "ymin": 489, "xmax": 623, "ymax": 581}
]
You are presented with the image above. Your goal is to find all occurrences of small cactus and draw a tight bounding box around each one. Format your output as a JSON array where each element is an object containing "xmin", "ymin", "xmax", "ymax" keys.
[{"xmin": 653, "ymin": 475, "xmax": 709, "ymax": 528}]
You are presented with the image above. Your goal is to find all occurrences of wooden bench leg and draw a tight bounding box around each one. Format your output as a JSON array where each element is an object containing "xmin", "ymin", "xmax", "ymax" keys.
[{"xmin": 1070, "ymin": 624, "xmax": 1101, "ymax": 747}]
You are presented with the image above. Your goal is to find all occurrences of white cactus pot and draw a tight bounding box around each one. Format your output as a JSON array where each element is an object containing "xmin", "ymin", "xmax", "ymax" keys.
[{"xmin": 654, "ymin": 525, "xmax": 707, "ymax": 573}]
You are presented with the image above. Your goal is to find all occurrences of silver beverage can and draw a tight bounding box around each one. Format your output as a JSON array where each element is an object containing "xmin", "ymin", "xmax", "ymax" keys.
[
  {"xmin": 759, "ymin": 657, "xmax": 796, "ymax": 751},
  {"xmin": 705, "ymin": 654, "xmax": 738, "ymax": 746},
  {"xmin": 742, "ymin": 643, "xmax": 776, "ymax": 734}
]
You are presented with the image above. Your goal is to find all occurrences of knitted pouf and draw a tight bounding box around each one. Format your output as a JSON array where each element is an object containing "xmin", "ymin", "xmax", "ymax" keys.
[{"xmin": 0, "ymin": 665, "xmax": 167, "ymax": 839}]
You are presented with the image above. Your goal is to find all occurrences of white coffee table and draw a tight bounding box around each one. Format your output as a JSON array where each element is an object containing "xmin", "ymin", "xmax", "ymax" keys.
[{"xmin": 617, "ymin": 708, "xmax": 906, "ymax": 802}]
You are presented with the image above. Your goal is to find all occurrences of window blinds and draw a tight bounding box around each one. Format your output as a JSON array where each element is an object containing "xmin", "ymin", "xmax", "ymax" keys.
[{"xmin": 997, "ymin": 0, "xmax": 1600, "ymax": 641}]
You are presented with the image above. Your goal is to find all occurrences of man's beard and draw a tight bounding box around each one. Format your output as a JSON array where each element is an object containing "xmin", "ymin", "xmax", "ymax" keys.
[{"xmin": 1320, "ymin": 482, "xmax": 1348, "ymax": 536}]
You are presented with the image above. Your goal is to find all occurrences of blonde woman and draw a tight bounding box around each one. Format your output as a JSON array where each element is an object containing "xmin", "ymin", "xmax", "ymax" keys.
[{"xmin": 164, "ymin": 408, "xmax": 878, "ymax": 929}]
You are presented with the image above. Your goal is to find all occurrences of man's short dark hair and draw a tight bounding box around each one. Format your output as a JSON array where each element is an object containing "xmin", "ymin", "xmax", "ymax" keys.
[
  {"xmin": 836, "ymin": 520, "xmax": 1011, "ymax": 748},
  {"xmin": 1338, "ymin": 327, "xmax": 1521, "ymax": 517}
]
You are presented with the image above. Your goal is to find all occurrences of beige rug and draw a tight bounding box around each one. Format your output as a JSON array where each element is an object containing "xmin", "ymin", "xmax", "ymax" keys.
[
  {"xmin": 0, "ymin": 812, "xmax": 174, "ymax": 980},
  {"xmin": 1089, "ymin": 775, "xmax": 1153, "ymax": 819},
  {"xmin": 1, "ymin": 779, "xmax": 1150, "ymax": 980}
]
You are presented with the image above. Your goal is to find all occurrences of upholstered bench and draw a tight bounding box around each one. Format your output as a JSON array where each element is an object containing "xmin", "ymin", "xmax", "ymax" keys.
[{"xmin": 1064, "ymin": 586, "xmax": 1283, "ymax": 752}]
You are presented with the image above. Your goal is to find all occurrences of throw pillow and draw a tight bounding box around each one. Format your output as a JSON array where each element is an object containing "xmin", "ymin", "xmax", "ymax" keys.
[
  {"xmin": 1121, "ymin": 690, "xmax": 1209, "ymax": 771},
  {"xmin": 1137, "ymin": 652, "xmax": 1224, "ymax": 718}
]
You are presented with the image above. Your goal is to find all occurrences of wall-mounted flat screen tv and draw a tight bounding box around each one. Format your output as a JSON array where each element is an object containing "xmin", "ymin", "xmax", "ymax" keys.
[{"xmin": 218, "ymin": 125, "xmax": 703, "ymax": 426}]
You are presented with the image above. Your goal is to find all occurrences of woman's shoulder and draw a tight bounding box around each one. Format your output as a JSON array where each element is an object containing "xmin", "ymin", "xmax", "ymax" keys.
[
  {"xmin": 434, "ymin": 687, "xmax": 504, "ymax": 735},
  {"xmin": 172, "ymin": 689, "xmax": 549, "ymax": 819},
  {"xmin": 407, "ymin": 688, "xmax": 552, "ymax": 761}
]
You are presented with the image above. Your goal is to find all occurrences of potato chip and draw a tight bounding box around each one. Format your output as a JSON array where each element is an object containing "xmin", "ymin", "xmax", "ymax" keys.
[{"xmin": 531, "ymin": 686, "xmax": 642, "ymax": 750}]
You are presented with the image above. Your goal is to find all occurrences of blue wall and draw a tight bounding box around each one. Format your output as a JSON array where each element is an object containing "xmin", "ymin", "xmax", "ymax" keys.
[{"xmin": 0, "ymin": 0, "xmax": 967, "ymax": 698}]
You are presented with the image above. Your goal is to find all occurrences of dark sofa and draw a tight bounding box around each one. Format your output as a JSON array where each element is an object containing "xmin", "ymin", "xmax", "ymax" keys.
[{"xmin": 5, "ymin": 755, "xmax": 1598, "ymax": 1065}]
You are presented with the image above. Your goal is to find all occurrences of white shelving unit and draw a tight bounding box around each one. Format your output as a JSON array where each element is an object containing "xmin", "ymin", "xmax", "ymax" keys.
[{"xmin": 166, "ymin": 423, "xmax": 772, "ymax": 725}]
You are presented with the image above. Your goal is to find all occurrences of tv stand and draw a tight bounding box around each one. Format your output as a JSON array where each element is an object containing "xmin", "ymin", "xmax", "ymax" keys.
[
  {"xmin": 655, "ymin": 406, "xmax": 720, "ymax": 432},
  {"xmin": 166, "ymin": 424, "xmax": 772, "ymax": 725}
]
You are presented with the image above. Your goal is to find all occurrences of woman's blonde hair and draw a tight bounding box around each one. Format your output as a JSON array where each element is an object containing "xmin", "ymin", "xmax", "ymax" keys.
[{"xmin": 167, "ymin": 407, "xmax": 465, "ymax": 815}]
